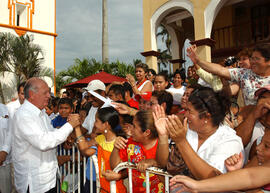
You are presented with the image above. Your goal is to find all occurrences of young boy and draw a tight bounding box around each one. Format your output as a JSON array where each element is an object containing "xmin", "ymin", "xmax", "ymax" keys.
[{"xmin": 51, "ymin": 98, "xmax": 73, "ymax": 128}]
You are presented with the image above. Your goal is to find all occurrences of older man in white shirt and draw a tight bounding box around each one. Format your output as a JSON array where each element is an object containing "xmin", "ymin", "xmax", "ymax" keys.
[
  {"xmin": 6, "ymin": 82, "xmax": 26, "ymax": 119},
  {"xmin": 0, "ymin": 103, "xmax": 11, "ymax": 193},
  {"xmin": 11, "ymin": 78, "xmax": 80, "ymax": 193}
]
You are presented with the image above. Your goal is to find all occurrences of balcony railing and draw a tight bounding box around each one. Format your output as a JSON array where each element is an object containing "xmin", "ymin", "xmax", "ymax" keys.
[{"xmin": 211, "ymin": 16, "xmax": 270, "ymax": 53}]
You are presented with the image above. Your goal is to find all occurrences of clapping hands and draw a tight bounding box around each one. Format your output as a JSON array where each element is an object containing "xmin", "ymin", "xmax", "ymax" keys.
[{"xmin": 153, "ymin": 105, "xmax": 188, "ymax": 144}]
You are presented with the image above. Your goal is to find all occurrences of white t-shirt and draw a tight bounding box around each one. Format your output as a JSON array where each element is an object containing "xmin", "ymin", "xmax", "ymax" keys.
[
  {"xmin": 166, "ymin": 85, "xmax": 186, "ymax": 105},
  {"xmin": 186, "ymin": 124, "xmax": 244, "ymax": 173},
  {"xmin": 82, "ymin": 103, "xmax": 110, "ymax": 134},
  {"xmin": 245, "ymin": 121, "xmax": 265, "ymax": 160}
]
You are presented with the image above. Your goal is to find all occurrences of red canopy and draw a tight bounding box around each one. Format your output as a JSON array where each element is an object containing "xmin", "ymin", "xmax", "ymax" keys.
[{"xmin": 64, "ymin": 71, "xmax": 127, "ymax": 88}]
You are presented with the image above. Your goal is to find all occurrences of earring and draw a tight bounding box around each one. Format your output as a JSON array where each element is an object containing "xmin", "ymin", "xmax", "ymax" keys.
[{"xmin": 104, "ymin": 129, "xmax": 107, "ymax": 134}]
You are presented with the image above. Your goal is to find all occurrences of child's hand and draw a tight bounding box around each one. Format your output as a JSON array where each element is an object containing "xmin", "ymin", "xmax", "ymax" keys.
[
  {"xmin": 102, "ymin": 170, "xmax": 122, "ymax": 181},
  {"xmin": 225, "ymin": 152, "xmax": 244, "ymax": 172},
  {"xmin": 114, "ymin": 137, "xmax": 128, "ymax": 150},
  {"xmin": 137, "ymin": 159, "xmax": 155, "ymax": 173}
]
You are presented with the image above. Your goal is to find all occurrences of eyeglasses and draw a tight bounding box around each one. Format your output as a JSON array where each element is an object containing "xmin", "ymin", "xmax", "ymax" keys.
[{"xmin": 250, "ymin": 57, "xmax": 262, "ymax": 62}]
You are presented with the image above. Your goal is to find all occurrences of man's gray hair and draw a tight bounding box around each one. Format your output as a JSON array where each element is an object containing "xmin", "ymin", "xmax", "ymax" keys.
[{"xmin": 24, "ymin": 80, "xmax": 39, "ymax": 99}]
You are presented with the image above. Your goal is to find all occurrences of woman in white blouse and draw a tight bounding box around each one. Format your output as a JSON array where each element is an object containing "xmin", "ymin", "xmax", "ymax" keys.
[
  {"xmin": 154, "ymin": 86, "xmax": 243, "ymax": 180},
  {"xmin": 167, "ymin": 68, "xmax": 186, "ymax": 105}
]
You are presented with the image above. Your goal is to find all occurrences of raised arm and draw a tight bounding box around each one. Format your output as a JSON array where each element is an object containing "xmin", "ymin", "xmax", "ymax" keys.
[
  {"xmin": 74, "ymin": 126, "xmax": 97, "ymax": 157},
  {"xmin": 236, "ymin": 98, "xmax": 270, "ymax": 146},
  {"xmin": 126, "ymin": 74, "xmax": 152, "ymax": 95},
  {"xmin": 153, "ymin": 105, "xmax": 169, "ymax": 168},
  {"xmin": 170, "ymin": 161, "xmax": 270, "ymax": 193},
  {"xmin": 15, "ymin": 113, "xmax": 80, "ymax": 151},
  {"xmin": 187, "ymin": 45, "xmax": 231, "ymax": 80},
  {"xmin": 110, "ymin": 136, "xmax": 128, "ymax": 169}
]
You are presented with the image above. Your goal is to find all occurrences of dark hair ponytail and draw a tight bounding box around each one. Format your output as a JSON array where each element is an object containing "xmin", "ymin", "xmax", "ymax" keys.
[
  {"xmin": 96, "ymin": 107, "xmax": 124, "ymax": 136},
  {"xmin": 189, "ymin": 87, "xmax": 231, "ymax": 126}
]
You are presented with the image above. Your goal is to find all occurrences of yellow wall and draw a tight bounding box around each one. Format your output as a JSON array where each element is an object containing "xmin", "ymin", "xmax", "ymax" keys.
[
  {"xmin": 212, "ymin": 5, "xmax": 234, "ymax": 49},
  {"xmin": 143, "ymin": 0, "xmax": 214, "ymax": 70}
]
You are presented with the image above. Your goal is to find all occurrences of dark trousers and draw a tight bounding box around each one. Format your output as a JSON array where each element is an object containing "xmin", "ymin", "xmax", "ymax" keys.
[
  {"xmin": 27, "ymin": 185, "xmax": 57, "ymax": 193},
  {"xmin": 83, "ymin": 179, "xmax": 96, "ymax": 193}
]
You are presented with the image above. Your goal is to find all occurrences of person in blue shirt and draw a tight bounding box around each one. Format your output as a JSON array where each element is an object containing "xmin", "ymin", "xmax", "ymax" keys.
[{"xmin": 52, "ymin": 98, "xmax": 73, "ymax": 128}]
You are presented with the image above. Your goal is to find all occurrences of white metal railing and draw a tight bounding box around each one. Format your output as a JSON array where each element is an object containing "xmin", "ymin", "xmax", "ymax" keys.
[
  {"xmin": 56, "ymin": 144, "xmax": 100, "ymax": 193},
  {"xmin": 110, "ymin": 162, "xmax": 173, "ymax": 193},
  {"xmin": 57, "ymin": 144, "xmax": 245, "ymax": 193}
]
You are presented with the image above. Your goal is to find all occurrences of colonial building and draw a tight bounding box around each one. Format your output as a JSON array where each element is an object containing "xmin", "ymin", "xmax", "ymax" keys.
[
  {"xmin": 0, "ymin": 0, "xmax": 56, "ymax": 101},
  {"xmin": 142, "ymin": 0, "xmax": 270, "ymax": 72}
]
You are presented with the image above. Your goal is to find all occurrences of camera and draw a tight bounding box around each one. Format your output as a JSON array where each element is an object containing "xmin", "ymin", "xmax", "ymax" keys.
[{"xmin": 225, "ymin": 56, "xmax": 238, "ymax": 67}]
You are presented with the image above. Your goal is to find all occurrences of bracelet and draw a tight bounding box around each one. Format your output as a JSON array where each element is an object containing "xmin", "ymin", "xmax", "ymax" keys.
[
  {"xmin": 75, "ymin": 134, "xmax": 84, "ymax": 143},
  {"xmin": 76, "ymin": 138, "xmax": 84, "ymax": 144}
]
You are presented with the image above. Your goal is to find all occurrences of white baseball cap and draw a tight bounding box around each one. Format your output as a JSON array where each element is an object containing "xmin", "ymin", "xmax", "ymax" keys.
[{"xmin": 85, "ymin": 79, "xmax": 106, "ymax": 92}]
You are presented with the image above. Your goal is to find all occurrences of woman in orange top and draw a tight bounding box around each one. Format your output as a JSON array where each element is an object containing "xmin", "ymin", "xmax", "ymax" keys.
[{"xmin": 74, "ymin": 107, "xmax": 127, "ymax": 193}]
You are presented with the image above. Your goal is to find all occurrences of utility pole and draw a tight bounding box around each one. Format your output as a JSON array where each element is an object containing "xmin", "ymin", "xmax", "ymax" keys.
[{"xmin": 102, "ymin": 0, "xmax": 109, "ymax": 64}]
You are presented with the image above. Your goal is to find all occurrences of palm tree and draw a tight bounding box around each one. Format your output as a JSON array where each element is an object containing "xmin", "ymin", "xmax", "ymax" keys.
[
  {"xmin": 157, "ymin": 48, "xmax": 172, "ymax": 72},
  {"xmin": 156, "ymin": 25, "xmax": 172, "ymax": 72},
  {"xmin": 58, "ymin": 58, "xmax": 103, "ymax": 81},
  {"xmin": 156, "ymin": 24, "xmax": 171, "ymax": 54},
  {"xmin": 110, "ymin": 60, "xmax": 135, "ymax": 77},
  {"xmin": 9, "ymin": 34, "xmax": 53, "ymax": 85},
  {"xmin": 102, "ymin": 0, "xmax": 109, "ymax": 64},
  {"xmin": 0, "ymin": 33, "xmax": 13, "ymax": 103},
  {"xmin": 0, "ymin": 32, "xmax": 53, "ymax": 102}
]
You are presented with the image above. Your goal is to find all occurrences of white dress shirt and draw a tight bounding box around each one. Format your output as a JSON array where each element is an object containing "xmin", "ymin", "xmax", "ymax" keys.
[
  {"xmin": 11, "ymin": 100, "xmax": 73, "ymax": 193},
  {"xmin": 186, "ymin": 124, "xmax": 244, "ymax": 173},
  {"xmin": 6, "ymin": 99, "xmax": 21, "ymax": 119},
  {"xmin": 0, "ymin": 103, "xmax": 11, "ymax": 166},
  {"xmin": 82, "ymin": 102, "xmax": 110, "ymax": 133}
]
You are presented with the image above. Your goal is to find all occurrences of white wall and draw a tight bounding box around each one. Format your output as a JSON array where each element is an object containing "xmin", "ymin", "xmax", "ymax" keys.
[
  {"xmin": 0, "ymin": 0, "xmax": 11, "ymax": 24},
  {"xmin": 33, "ymin": 0, "xmax": 55, "ymax": 33},
  {"xmin": 0, "ymin": 0, "xmax": 56, "ymax": 103}
]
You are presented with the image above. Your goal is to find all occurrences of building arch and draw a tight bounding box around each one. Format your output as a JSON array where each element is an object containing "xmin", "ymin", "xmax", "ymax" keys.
[
  {"xmin": 204, "ymin": 0, "xmax": 231, "ymax": 38},
  {"xmin": 148, "ymin": 0, "xmax": 194, "ymax": 72}
]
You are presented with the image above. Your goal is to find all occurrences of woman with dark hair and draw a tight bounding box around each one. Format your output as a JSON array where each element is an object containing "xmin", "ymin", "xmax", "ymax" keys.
[
  {"xmin": 74, "ymin": 107, "xmax": 126, "ymax": 193},
  {"xmin": 167, "ymin": 68, "xmax": 187, "ymax": 105},
  {"xmin": 187, "ymin": 44, "xmax": 270, "ymax": 105},
  {"xmin": 154, "ymin": 87, "xmax": 243, "ymax": 180},
  {"xmin": 147, "ymin": 68, "xmax": 157, "ymax": 83},
  {"xmin": 154, "ymin": 71, "xmax": 169, "ymax": 91},
  {"xmin": 126, "ymin": 63, "xmax": 153, "ymax": 96}
]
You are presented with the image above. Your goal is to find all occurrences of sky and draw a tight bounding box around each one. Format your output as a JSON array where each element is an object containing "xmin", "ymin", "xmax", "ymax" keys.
[{"xmin": 55, "ymin": 0, "xmax": 145, "ymax": 73}]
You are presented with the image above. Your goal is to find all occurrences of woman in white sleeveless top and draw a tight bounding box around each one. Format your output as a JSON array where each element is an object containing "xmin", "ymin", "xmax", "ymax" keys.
[{"xmin": 126, "ymin": 63, "xmax": 153, "ymax": 96}]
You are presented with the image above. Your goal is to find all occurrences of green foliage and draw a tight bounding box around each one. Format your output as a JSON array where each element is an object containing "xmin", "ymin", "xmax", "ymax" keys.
[
  {"xmin": 156, "ymin": 25, "xmax": 172, "ymax": 72},
  {"xmin": 0, "ymin": 32, "xmax": 54, "ymax": 103},
  {"xmin": 56, "ymin": 57, "xmax": 137, "ymax": 94},
  {"xmin": 0, "ymin": 32, "xmax": 53, "ymax": 84}
]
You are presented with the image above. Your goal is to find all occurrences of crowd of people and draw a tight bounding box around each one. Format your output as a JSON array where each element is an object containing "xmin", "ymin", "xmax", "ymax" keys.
[{"xmin": 0, "ymin": 43, "xmax": 270, "ymax": 193}]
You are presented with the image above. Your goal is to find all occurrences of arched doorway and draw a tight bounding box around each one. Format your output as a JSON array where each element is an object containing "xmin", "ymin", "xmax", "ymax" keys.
[{"xmin": 150, "ymin": 1, "xmax": 195, "ymax": 73}]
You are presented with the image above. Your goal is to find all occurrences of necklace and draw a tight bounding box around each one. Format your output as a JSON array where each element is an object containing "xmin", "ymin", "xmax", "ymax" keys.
[{"xmin": 136, "ymin": 78, "xmax": 147, "ymax": 89}]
